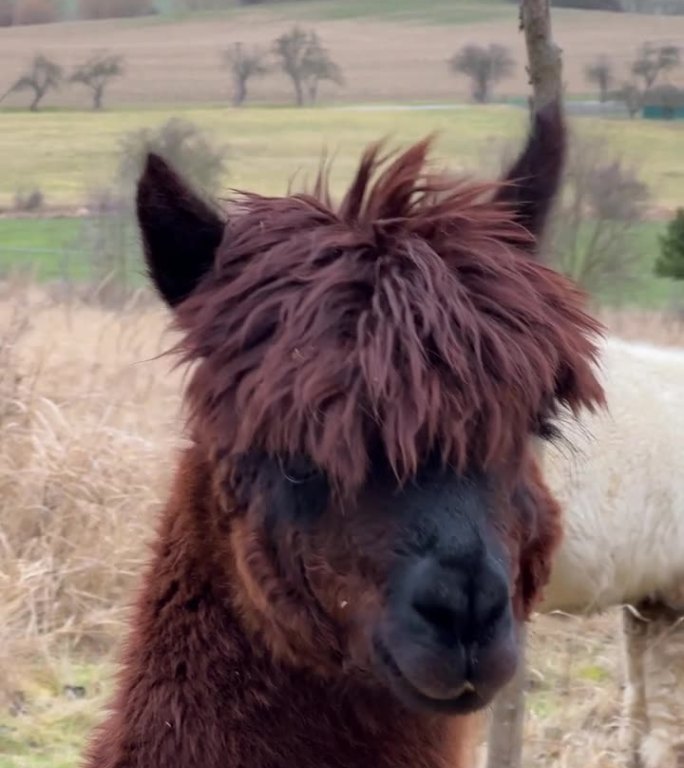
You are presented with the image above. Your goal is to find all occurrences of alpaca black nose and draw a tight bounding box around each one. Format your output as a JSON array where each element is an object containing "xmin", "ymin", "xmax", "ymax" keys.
[{"xmin": 408, "ymin": 555, "xmax": 510, "ymax": 644}]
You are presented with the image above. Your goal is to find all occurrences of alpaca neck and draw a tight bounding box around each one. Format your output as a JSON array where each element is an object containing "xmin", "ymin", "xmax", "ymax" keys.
[{"xmin": 84, "ymin": 447, "xmax": 474, "ymax": 768}]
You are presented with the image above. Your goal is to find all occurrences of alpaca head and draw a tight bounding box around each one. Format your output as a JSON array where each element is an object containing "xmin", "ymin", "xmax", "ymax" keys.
[{"xmin": 136, "ymin": 103, "xmax": 604, "ymax": 715}]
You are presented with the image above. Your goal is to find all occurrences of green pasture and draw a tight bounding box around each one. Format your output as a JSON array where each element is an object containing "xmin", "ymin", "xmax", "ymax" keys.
[{"xmin": 0, "ymin": 211, "xmax": 671, "ymax": 307}]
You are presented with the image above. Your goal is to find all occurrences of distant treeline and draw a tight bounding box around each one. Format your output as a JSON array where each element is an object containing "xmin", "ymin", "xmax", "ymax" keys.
[
  {"xmin": 0, "ymin": 0, "xmax": 153, "ymax": 25},
  {"xmin": 0, "ymin": 0, "xmax": 310, "ymax": 27},
  {"xmin": 507, "ymin": 0, "xmax": 684, "ymax": 14}
]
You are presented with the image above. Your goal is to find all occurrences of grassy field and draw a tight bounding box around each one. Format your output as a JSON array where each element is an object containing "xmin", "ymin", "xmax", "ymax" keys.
[
  {"xmin": 0, "ymin": 104, "xmax": 680, "ymax": 308},
  {"xmin": 1, "ymin": 106, "xmax": 683, "ymax": 209},
  {"xmin": 1, "ymin": 0, "xmax": 683, "ymax": 108}
]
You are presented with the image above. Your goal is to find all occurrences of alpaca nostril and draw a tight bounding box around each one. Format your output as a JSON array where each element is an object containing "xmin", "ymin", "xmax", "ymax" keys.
[
  {"xmin": 410, "ymin": 587, "xmax": 468, "ymax": 645},
  {"xmin": 407, "ymin": 557, "xmax": 511, "ymax": 645},
  {"xmin": 413, "ymin": 599, "xmax": 459, "ymax": 635}
]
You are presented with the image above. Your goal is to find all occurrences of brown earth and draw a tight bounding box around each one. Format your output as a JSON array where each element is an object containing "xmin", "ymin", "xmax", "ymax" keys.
[{"xmin": 0, "ymin": 6, "xmax": 683, "ymax": 108}]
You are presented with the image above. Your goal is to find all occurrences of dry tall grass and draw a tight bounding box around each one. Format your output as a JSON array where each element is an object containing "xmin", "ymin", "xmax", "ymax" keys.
[
  {"xmin": 0, "ymin": 282, "xmax": 682, "ymax": 766},
  {"xmin": 0, "ymin": 284, "xmax": 181, "ymax": 707}
]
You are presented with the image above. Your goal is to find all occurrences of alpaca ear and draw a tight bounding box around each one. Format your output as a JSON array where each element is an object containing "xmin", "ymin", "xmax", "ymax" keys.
[
  {"xmin": 136, "ymin": 153, "xmax": 224, "ymax": 308},
  {"xmin": 494, "ymin": 101, "xmax": 566, "ymax": 250}
]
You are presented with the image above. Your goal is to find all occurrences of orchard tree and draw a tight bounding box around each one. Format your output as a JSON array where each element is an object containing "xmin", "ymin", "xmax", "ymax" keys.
[
  {"xmin": 585, "ymin": 55, "xmax": 613, "ymax": 102},
  {"xmin": 5, "ymin": 54, "xmax": 62, "ymax": 111},
  {"xmin": 632, "ymin": 43, "xmax": 681, "ymax": 94},
  {"xmin": 223, "ymin": 42, "xmax": 268, "ymax": 107},
  {"xmin": 448, "ymin": 44, "xmax": 514, "ymax": 103},
  {"xmin": 70, "ymin": 52, "xmax": 124, "ymax": 110},
  {"xmin": 273, "ymin": 26, "xmax": 343, "ymax": 106},
  {"xmin": 302, "ymin": 42, "xmax": 343, "ymax": 104}
]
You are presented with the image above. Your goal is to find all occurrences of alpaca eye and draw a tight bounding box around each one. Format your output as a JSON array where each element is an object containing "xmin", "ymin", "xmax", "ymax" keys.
[{"xmin": 281, "ymin": 456, "xmax": 321, "ymax": 485}]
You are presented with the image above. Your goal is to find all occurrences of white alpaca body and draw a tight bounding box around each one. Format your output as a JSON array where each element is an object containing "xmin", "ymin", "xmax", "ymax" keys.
[
  {"xmin": 541, "ymin": 337, "xmax": 684, "ymax": 615},
  {"xmin": 538, "ymin": 337, "xmax": 684, "ymax": 768}
]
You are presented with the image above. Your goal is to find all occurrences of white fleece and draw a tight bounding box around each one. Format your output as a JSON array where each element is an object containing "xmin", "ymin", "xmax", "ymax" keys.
[
  {"xmin": 540, "ymin": 336, "xmax": 684, "ymax": 614},
  {"xmin": 535, "ymin": 337, "xmax": 684, "ymax": 768}
]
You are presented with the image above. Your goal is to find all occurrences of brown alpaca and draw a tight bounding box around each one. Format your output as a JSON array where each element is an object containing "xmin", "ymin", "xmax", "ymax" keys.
[{"xmin": 83, "ymin": 101, "xmax": 604, "ymax": 768}]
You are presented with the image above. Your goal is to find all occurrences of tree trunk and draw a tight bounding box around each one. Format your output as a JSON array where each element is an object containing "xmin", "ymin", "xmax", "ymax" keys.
[
  {"xmin": 94, "ymin": 85, "xmax": 104, "ymax": 110},
  {"xmin": 293, "ymin": 77, "xmax": 304, "ymax": 107},
  {"xmin": 30, "ymin": 88, "xmax": 42, "ymax": 111},
  {"xmin": 308, "ymin": 78, "xmax": 318, "ymax": 105},
  {"xmin": 233, "ymin": 78, "xmax": 247, "ymax": 107},
  {"xmin": 486, "ymin": 7, "xmax": 563, "ymax": 766},
  {"xmin": 519, "ymin": 0, "xmax": 563, "ymax": 113},
  {"xmin": 475, "ymin": 75, "xmax": 488, "ymax": 103}
]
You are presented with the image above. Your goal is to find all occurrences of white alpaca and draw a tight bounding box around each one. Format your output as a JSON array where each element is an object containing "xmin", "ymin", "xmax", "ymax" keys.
[
  {"xmin": 487, "ymin": 337, "xmax": 684, "ymax": 768},
  {"xmin": 539, "ymin": 337, "xmax": 684, "ymax": 768}
]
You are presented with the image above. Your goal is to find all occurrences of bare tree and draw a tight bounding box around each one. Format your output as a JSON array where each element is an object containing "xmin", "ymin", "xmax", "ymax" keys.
[
  {"xmin": 448, "ymin": 44, "xmax": 514, "ymax": 103},
  {"xmin": 4, "ymin": 54, "xmax": 62, "ymax": 111},
  {"xmin": 117, "ymin": 116, "xmax": 228, "ymax": 197},
  {"xmin": 273, "ymin": 26, "xmax": 343, "ymax": 106},
  {"xmin": 553, "ymin": 136, "xmax": 651, "ymax": 295},
  {"xmin": 223, "ymin": 42, "xmax": 268, "ymax": 107},
  {"xmin": 632, "ymin": 43, "xmax": 681, "ymax": 94},
  {"xmin": 302, "ymin": 42, "xmax": 344, "ymax": 104},
  {"xmin": 585, "ymin": 55, "xmax": 613, "ymax": 102},
  {"xmin": 70, "ymin": 52, "xmax": 124, "ymax": 110}
]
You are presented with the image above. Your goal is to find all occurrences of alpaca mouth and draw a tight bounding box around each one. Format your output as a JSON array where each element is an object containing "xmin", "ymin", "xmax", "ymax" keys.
[{"xmin": 372, "ymin": 636, "xmax": 487, "ymax": 715}]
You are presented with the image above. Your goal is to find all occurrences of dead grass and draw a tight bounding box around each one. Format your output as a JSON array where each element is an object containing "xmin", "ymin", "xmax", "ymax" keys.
[
  {"xmin": 600, "ymin": 307, "xmax": 684, "ymax": 347},
  {"xmin": 0, "ymin": 5, "xmax": 682, "ymax": 108},
  {"xmin": 0, "ymin": 283, "xmax": 682, "ymax": 767},
  {"xmin": 0, "ymin": 283, "xmax": 180, "ymax": 698}
]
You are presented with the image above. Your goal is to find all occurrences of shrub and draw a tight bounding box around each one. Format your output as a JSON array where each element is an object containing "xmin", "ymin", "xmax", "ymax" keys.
[
  {"xmin": 75, "ymin": 119, "xmax": 228, "ymax": 306},
  {"xmin": 655, "ymin": 209, "xmax": 684, "ymax": 281},
  {"xmin": 551, "ymin": 136, "xmax": 651, "ymax": 296},
  {"xmin": 13, "ymin": 188, "xmax": 44, "ymax": 212},
  {"xmin": 117, "ymin": 117, "xmax": 228, "ymax": 196}
]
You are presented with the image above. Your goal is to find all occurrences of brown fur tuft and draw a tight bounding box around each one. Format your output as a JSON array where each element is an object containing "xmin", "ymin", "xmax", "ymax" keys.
[{"xmin": 175, "ymin": 140, "xmax": 603, "ymax": 491}]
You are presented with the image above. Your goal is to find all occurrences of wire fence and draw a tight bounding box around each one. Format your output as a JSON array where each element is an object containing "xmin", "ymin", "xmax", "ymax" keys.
[{"xmin": 0, "ymin": 237, "xmax": 149, "ymax": 306}]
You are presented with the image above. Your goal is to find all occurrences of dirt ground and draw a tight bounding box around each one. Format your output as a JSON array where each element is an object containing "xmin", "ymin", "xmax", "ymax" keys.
[{"xmin": 1, "ymin": 6, "xmax": 683, "ymax": 107}]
